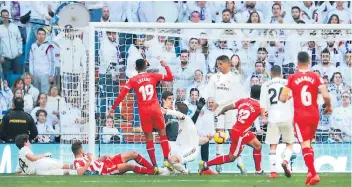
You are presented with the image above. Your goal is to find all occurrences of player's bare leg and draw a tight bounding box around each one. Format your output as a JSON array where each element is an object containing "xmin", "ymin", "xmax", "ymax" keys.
[
  {"xmin": 228, "ymin": 129, "xmax": 246, "ymax": 174},
  {"xmin": 120, "ymin": 151, "xmax": 153, "ymax": 169},
  {"xmin": 144, "ymin": 132, "xmax": 159, "ymax": 174},
  {"xmin": 169, "ymin": 155, "xmax": 189, "ymax": 175},
  {"xmin": 281, "ymin": 143, "xmax": 293, "ymax": 178},
  {"xmin": 247, "ymin": 138, "xmax": 264, "ymax": 175},
  {"xmin": 300, "ymin": 139, "xmax": 320, "ymax": 185},
  {"xmin": 215, "ymin": 128, "xmax": 224, "ymax": 173},
  {"xmin": 268, "ymin": 144, "xmax": 277, "ymax": 178},
  {"xmin": 157, "ymin": 128, "xmax": 174, "ymax": 171}
]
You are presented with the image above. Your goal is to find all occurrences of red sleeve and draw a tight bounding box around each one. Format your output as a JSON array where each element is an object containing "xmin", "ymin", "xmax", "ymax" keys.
[
  {"xmin": 74, "ymin": 160, "xmax": 83, "ymax": 169},
  {"xmin": 233, "ymin": 99, "xmax": 242, "ymax": 109},
  {"xmin": 316, "ymin": 73, "xmax": 324, "ymax": 88},
  {"xmin": 111, "ymin": 80, "xmax": 132, "ymax": 111},
  {"xmin": 285, "ymin": 75, "xmax": 293, "ymax": 90},
  {"xmin": 152, "ymin": 66, "xmax": 173, "ymax": 81}
]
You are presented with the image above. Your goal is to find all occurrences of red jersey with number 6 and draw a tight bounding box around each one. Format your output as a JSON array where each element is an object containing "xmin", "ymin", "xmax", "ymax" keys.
[
  {"xmin": 232, "ymin": 98, "xmax": 261, "ymax": 133},
  {"xmin": 285, "ymin": 70, "xmax": 324, "ymax": 122},
  {"xmin": 111, "ymin": 66, "xmax": 173, "ymax": 110}
]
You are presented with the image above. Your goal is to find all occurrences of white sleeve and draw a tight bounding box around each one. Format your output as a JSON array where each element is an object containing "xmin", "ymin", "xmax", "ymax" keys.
[
  {"xmin": 259, "ymin": 83, "xmax": 267, "ymax": 109},
  {"xmin": 20, "ymin": 147, "xmax": 32, "ymax": 159},
  {"xmin": 166, "ymin": 110, "xmax": 185, "ymax": 119},
  {"xmin": 206, "ymin": 75, "xmax": 216, "ymax": 99}
]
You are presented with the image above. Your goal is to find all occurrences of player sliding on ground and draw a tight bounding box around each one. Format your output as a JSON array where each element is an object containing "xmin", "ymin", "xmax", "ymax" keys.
[
  {"xmin": 109, "ymin": 57, "xmax": 174, "ymax": 173},
  {"xmin": 260, "ymin": 65, "xmax": 294, "ymax": 179},
  {"xmin": 14, "ymin": 134, "xmax": 77, "ymax": 175},
  {"xmin": 198, "ymin": 85, "xmax": 264, "ymax": 175},
  {"xmin": 160, "ymin": 103, "xmax": 212, "ymax": 174},
  {"xmin": 279, "ymin": 52, "xmax": 332, "ymax": 186},
  {"xmin": 71, "ymin": 141, "xmax": 168, "ymax": 175}
]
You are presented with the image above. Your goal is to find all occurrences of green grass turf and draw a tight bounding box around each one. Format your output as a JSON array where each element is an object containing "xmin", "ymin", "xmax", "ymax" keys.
[{"xmin": 0, "ymin": 173, "xmax": 350, "ymax": 187}]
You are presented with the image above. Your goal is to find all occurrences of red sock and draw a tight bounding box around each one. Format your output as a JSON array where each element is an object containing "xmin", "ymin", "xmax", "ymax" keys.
[
  {"xmin": 135, "ymin": 154, "xmax": 153, "ymax": 169},
  {"xmin": 206, "ymin": 155, "xmax": 232, "ymax": 167},
  {"xmin": 253, "ymin": 149, "xmax": 262, "ymax": 172},
  {"xmin": 159, "ymin": 135, "xmax": 170, "ymax": 159},
  {"xmin": 133, "ymin": 166, "xmax": 154, "ymax": 174},
  {"xmin": 302, "ymin": 147, "xmax": 316, "ymax": 176},
  {"xmin": 146, "ymin": 140, "xmax": 157, "ymax": 166}
]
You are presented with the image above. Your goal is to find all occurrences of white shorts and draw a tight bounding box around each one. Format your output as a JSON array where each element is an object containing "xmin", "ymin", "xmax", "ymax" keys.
[
  {"xmin": 170, "ymin": 145, "xmax": 199, "ymax": 164},
  {"xmin": 215, "ymin": 110, "xmax": 237, "ymax": 130},
  {"xmin": 34, "ymin": 158, "xmax": 64, "ymax": 175},
  {"xmin": 265, "ymin": 121, "xmax": 294, "ymax": 144}
]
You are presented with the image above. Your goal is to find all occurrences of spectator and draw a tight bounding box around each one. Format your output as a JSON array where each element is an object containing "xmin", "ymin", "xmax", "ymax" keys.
[
  {"xmin": 338, "ymin": 51, "xmax": 351, "ymax": 86},
  {"xmin": 85, "ymin": 1, "xmax": 104, "ymax": 22},
  {"xmin": 125, "ymin": 34, "xmax": 147, "ymax": 78},
  {"xmin": 266, "ymin": 3, "xmax": 285, "ymax": 24},
  {"xmin": 331, "ymin": 91, "xmax": 352, "ymax": 142},
  {"xmin": 328, "ymin": 72, "xmax": 351, "ymax": 107},
  {"xmin": 244, "ymin": 12, "xmax": 263, "ymax": 37},
  {"xmin": 13, "ymin": 88, "xmax": 33, "ymax": 113},
  {"xmin": 101, "ymin": 116, "xmax": 122, "ymax": 143},
  {"xmin": 161, "ymin": 91, "xmax": 178, "ymax": 144},
  {"xmin": 222, "ymin": 1, "xmax": 241, "ymax": 23},
  {"xmin": 325, "ymin": 41, "xmax": 343, "ymax": 67},
  {"xmin": 187, "ymin": 1, "xmax": 213, "ymax": 23},
  {"xmin": 261, "ymin": 40, "xmax": 284, "ymax": 68},
  {"xmin": 35, "ymin": 109, "xmax": 55, "ymax": 143},
  {"xmin": 22, "ymin": 73, "xmax": 39, "ymax": 104},
  {"xmin": 172, "ymin": 50, "xmax": 194, "ymax": 94},
  {"xmin": 236, "ymin": 40, "xmax": 258, "ymax": 75},
  {"xmin": 299, "ymin": 1, "xmax": 323, "ymax": 24},
  {"xmin": 240, "ymin": 1, "xmax": 264, "ymax": 23},
  {"xmin": 47, "ymin": 85, "xmax": 66, "ymax": 124},
  {"xmin": 208, "ymin": 39, "xmax": 234, "ymax": 71},
  {"xmin": 217, "ymin": 9, "xmax": 236, "ymax": 23},
  {"xmin": 312, "ymin": 49, "xmax": 338, "ymax": 79},
  {"xmin": 230, "ymin": 54, "xmax": 243, "ymax": 76},
  {"xmin": 0, "ymin": 97, "xmax": 37, "ymax": 142},
  {"xmin": 11, "ymin": 78, "xmax": 24, "ymax": 93},
  {"xmin": 246, "ymin": 61, "xmax": 270, "ymax": 86},
  {"xmin": 290, "ymin": 6, "xmax": 303, "ymax": 23},
  {"xmin": 325, "ymin": 1, "xmax": 352, "ymax": 24},
  {"xmin": 175, "ymin": 87, "xmax": 187, "ymax": 103},
  {"xmin": 0, "ymin": 78, "xmax": 13, "ymax": 119},
  {"xmin": 100, "ymin": 6, "xmax": 111, "ymax": 22},
  {"xmin": 31, "ymin": 93, "xmax": 56, "ymax": 127},
  {"xmin": 187, "ymin": 88, "xmax": 200, "ymax": 118},
  {"xmin": 161, "ymin": 39, "xmax": 176, "ymax": 62},
  {"xmin": 187, "ymin": 70, "xmax": 204, "ymax": 93},
  {"xmin": 105, "ymin": 1, "xmax": 127, "ymax": 22},
  {"xmin": 256, "ymin": 47, "xmax": 272, "ymax": 73},
  {"xmin": 29, "ymin": 28, "xmax": 55, "ymax": 93},
  {"xmin": 0, "ymin": 9, "xmax": 22, "ymax": 82},
  {"xmin": 302, "ymin": 41, "xmax": 322, "ymax": 67},
  {"xmin": 187, "ymin": 38, "xmax": 206, "ymax": 75},
  {"xmin": 180, "ymin": 11, "xmax": 209, "ymax": 49}
]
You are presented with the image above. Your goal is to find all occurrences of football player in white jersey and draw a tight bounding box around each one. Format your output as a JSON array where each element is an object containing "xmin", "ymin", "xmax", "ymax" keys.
[
  {"xmin": 14, "ymin": 134, "xmax": 77, "ymax": 175},
  {"xmin": 161, "ymin": 103, "xmax": 211, "ymax": 174},
  {"xmin": 260, "ymin": 65, "xmax": 294, "ymax": 179},
  {"xmin": 206, "ymin": 55, "xmax": 246, "ymax": 174}
]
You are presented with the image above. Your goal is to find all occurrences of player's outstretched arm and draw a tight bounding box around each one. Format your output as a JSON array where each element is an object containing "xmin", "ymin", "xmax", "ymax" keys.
[
  {"xmin": 25, "ymin": 152, "xmax": 52, "ymax": 161},
  {"xmin": 109, "ymin": 83, "xmax": 132, "ymax": 116},
  {"xmin": 156, "ymin": 56, "xmax": 173, "ymax": 81},
  {"xmin": 218, "ymin": 104, "xmax": 235, "ymax": 116},
  {"xmin": 165, "ymin": 109, "xmax": 185, "ymax": 119},
  {"xmin": 319, "ymin": 86, "xmax": 332, "ymax": 114}
]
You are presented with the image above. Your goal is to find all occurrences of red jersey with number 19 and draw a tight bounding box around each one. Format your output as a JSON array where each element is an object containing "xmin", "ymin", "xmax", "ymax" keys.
[
  {"xmin": 232, "ymin": 98, "xmax": 261, "ymax": 133},
  {"xmin": 285, "ymin": 70, "xmax": 324, "ymax": 122}
]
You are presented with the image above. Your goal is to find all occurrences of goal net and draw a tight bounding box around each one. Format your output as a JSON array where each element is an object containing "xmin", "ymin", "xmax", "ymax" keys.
[{"xmin": 61, "ymin": 23, "xmax": 352, "ymax": 173}]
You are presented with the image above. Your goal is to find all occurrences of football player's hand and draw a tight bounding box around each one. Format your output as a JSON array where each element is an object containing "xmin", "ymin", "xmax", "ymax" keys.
[
  {"xmin": 44, "ymin": 152, "xmax": 52, "ymax": 157},
  {"xmin": 108, "ymin": 109, "xmax": 115, "ymax": 117},
  {"xmin": 217, "ymin": 108, "xmax": 226, "ymax": 116},
  {"xmin": 87, "ymin": 152, "xmax": 93, "ymax": 161},
  {"xmin": 324, "ymin": 105, "xmax": 332, "ymax": 114},
  {"xmin": 157, "ymin": 56, "xmax": 168, "ymax": 67}
]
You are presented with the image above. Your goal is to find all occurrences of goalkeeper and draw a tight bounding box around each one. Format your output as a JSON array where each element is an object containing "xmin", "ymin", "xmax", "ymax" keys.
[{"xmin": 161, "ymin": 103, "xmax": 211, "ymax": 174}]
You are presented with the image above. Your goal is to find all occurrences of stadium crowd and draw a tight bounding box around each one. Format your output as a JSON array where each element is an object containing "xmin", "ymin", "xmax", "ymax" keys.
[{"xmin": 0, "ymin": 1, "xmax": 351, "ymax": 147}]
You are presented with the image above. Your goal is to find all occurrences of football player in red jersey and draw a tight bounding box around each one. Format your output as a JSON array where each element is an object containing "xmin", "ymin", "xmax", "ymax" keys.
[
  {"xmin": 109, "ymin": 57, "xmax": 174, "ymax": 173},
  {"xmin": 280, "ymin": 51, "xmax": 332, "ymax": 186},
  {"xmin": 71, "ymin": 141, "xmax": 168, "ymax": 175},
  {"xmin": 198, "ymin": 85, "xmax": 264, "ymax": 175}
]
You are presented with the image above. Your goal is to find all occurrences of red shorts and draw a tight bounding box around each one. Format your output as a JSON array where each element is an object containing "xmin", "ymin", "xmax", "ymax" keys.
[
  {"xmin": 139, "ymin": 104, "xmax": 165, "ymax": 133},
  {"xmin": 101, "ymin": 154, "xmax": 123, "ymax": 175},
  {"xmin": 229, "ymin": 130, "xmax": 256, "ymax": 157},
  {"xmin": 294, "ymin": 117, "xmax": 319, "ymax": 143}
]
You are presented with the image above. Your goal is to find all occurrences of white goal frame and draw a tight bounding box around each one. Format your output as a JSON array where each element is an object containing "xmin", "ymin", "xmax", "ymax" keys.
[{"xmin": 87, "ymin": 22, "xmax": 351, "ymax": 155}]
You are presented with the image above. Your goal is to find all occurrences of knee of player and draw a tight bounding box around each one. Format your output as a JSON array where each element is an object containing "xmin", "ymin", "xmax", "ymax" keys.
[
  {"xmin": 169, "ymin": 155, "xmax": 179, "ymax": 164},
  {"xmin": 228, "ymin": 154, "xmax": 236, "ymax": 162},
  {"xmin": 130, "ymin": 151, "xmax": 138, "ymax": 158},
  {"xmin": 125, "ymin": 163, "xmax": 135, "ymax": 170},
  {"xmin": 144, "ymin": 133, "xmax": 153, "ymax": 140},
  {"xmin": 254, "ymin": 143, "xmax": 262, "ymax": 151}
]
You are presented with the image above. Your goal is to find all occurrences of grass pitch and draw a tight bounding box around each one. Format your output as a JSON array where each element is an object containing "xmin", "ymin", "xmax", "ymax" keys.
[{"xmin": 0, "ymin": 173, "xmax": 350, "ymax": 187}]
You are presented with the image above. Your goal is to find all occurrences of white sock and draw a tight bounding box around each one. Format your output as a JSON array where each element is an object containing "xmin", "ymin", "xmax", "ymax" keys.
[
  {"xmin": 237, "ymin": 156, "xmax": 243, "ymax": 166},
  {"xmin": 173, "ymin": 163, "xmax": 187, "ymax": 173},
  {"xmin": 269, "ymin": 150, "xmax": 276, "ymax": 173},
  {"xmin": 283, "ymin": 148, "xmax": 293, "ymax": 163},
  {"xmin": 216, "ymin": 144, "xmax": 223, "ymax": 155}
]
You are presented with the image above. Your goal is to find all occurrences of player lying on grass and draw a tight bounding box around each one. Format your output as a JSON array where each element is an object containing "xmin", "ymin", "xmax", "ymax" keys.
[
  {"xmin": 14, "ymin": 134, "xmax": 77, "ymax": 175},
  {"xmin": 161, "ymin": 103, "xmax": 212, "ymax": 174},
  {"xmin": 199, "ymin": 85, "xmax": 264, "ymax": 175},
  {"xmin": 279, "ymin": 51, "xmax": 332, "ymax": 186},
  {"xmin": 109, "ymin": 57, "xmax": 174, "ymax": 173},
  {"xmin": 71, "ymin": 141, "xmax": 168, "ymax": 175},
  {"xmin": 260, "ymin": 65, "xmax": 294, "ymax": 179}
]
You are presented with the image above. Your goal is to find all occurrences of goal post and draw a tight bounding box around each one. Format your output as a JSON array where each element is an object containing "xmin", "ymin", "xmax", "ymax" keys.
[{"xmin": 86, "ymin": 22, "xmax": 351, "ymax": 173}]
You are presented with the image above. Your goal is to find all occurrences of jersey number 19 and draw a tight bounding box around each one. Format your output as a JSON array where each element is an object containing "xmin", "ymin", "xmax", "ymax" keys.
[{"xmin": 139, "ymin": 84, "xmax": 154, "ymax": 101}]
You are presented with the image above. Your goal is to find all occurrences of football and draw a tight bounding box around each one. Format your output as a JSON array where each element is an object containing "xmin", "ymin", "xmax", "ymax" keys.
[{"xmin": 213, "ymin": 131, "xmax": 227, "ymax": 144}]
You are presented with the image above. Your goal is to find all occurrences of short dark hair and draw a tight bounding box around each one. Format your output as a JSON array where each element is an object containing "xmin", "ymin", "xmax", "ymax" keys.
[
  {"xmin": 291, "ymin": 6, "xmax": 301, "ymax": 12},
  {"xmin": 14, "ymin": 97, "xmax": 24, "ymax": 109},
  {"xmin": 255, "ymin": 61, "xmax": 264, "ymax": 67},
  {"xmin": 272, "ymin": 3, "xmax": 281, "ymax": 10},
  {"xmin": 1, "ymin": 9, "xmax": 9, "ymax": 15},
  {"xmin": 175, "ymin": 103, "xmax": 189, "ymax": 115},
  {"xmin": 250, "ymin": 85, "xmax": 261, "ymax": 100},
  {"xmin": 156, "ymin": 16, "xmax": 165, "ymax": 22},
  {"xmin": 321, "ymin": 48, "xmax": 330, "ymax": 55},
  {"xmin": 189, "ymin": 88, "xmax": 199, "ymax": 96},
  {"xmin": 257, "ymin": 47, "xmax": 267, "ymax": 53},
  {"xmin": 216, "ymin": 55, "xmax": 230, "ymax": 63},
  {"xmin": 135, "ymin": 59, "xmax": 147, "ymax": 71},
  {"xmin": 162, "ymin": 91, "xmax": 173, "ymax": 100},
  {"xmin": 180, "ymin": 49, "xmax": 189, "ymax": 54},
  {"xmin": 296, "ymin": 20, "xmax": 305, "ymax": 24},
  {"xmin": 37, "ymin": 28, "xmax": 46, "ymax": 34},
  {"xmin": 271, "ymin": 65, "xmax": 282, "ymax": 77},
  {"xmin": 222, "ymin": 9, "xmax": 231, "ymax": 14},
  {"xmin": 297, "ymin": 51, "xmax": 310, "ymax": 64},
  {"xmin": 15, "ymin": 134, "xmax": 29, "ymax": 149},
  {"xmin": 71, "ymin": 141, "xmax": 83, "ymax": 155},
  {"xmin": 36, "ymin": 109, "xmax": 47, "ymax": 117}
]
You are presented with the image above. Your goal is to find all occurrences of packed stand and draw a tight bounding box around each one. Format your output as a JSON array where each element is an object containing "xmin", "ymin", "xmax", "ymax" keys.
[{"xmin": 0, "ymin": 1, "xmax": 351, "ymax": 144}]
